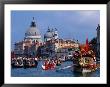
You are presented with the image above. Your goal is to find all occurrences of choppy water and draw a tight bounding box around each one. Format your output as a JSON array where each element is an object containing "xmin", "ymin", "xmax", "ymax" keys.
[{"xmin": 11, "ymin": 61, "xmax": 100, "ymax": 77}]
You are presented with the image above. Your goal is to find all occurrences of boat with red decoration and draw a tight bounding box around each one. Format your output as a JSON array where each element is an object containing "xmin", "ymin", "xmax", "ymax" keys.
[{"xmin": 73, "ymin": 38, "xmax": 99, "ymax": 73}]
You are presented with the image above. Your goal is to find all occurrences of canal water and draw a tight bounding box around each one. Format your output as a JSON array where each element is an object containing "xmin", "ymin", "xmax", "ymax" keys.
[{"xmin": 11, "ymin": 61, "xmax": 100, "ymax": 77}]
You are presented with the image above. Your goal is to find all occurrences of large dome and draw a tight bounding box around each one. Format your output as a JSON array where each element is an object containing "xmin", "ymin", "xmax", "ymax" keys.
[
  {"xmin": 25, "ymin": 18, "xmax": 41, "ymax": 38},
  {"xmin": 25, "ymin": 27, "xmax": 40, "ymax": 36}
]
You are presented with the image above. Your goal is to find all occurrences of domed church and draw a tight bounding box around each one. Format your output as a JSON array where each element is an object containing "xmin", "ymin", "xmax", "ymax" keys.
[
  {"xmin": 14, "ymin": 17, "xmax": 42, "ymax": 57},
  {"xmin": 44, "ymin": 27, "xmax": 58, "ymax": 42},
  {"xmin": 24, "ymin": 17, "xmax": 42, "ymax": 43}
]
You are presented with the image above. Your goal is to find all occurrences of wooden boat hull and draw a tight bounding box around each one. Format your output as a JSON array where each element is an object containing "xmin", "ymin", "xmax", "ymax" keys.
[
  {"xmin": 73, "ymin": 64, "xmax": 98, "ymax": 73},
  {"xmin": 23, "ymin": 64, "xmax": 37, "ymax": 68}
]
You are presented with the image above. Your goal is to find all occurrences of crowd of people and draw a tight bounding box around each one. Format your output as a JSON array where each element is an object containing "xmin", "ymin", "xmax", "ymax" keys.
[
  {"xmin": 42, "ymin": 58, "xmax": 63, "ymax": 70},
  {"xmin": 11, "ymin": 57, "xmax": 38, "ymax": 68}
]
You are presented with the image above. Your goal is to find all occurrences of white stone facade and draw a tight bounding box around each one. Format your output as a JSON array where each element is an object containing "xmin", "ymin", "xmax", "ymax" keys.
[{"xmin": 14, "ymin": 18, "xmax": 42, "ymax": 57}]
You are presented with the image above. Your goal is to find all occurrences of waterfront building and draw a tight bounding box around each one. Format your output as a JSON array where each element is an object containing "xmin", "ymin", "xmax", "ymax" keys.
[
  {"xmin": 44, "ymin": 27, "xmax": 58, "ymax": 42},
  {"xmin": 41, "ymin": 28, "xmax": 79, "ymax": 59},
  {"xmin": 14, "ymin": 17, "xmax": 42, "ymax": 57},
  {"xmin": 13, "ymin": 18, "xmax": 79, "ymax": 59}
]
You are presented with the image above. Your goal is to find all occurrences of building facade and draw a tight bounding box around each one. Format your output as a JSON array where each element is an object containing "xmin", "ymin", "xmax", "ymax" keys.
[
  {"xmin": 13, "ymin": 18, "xmax": 79, "ymax": 59},
  {"xmin": 41, "ymin": 28, "xmax": 79, "ymax": 59},
  {"xmin": 14, "ymin": 18, "xmax": 42, "ymax": 57}
]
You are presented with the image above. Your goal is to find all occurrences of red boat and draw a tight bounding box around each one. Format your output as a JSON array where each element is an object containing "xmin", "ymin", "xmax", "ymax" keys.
[{"xmin": 42, "ymin": 60, "xmax": 56, "ymax": 70}]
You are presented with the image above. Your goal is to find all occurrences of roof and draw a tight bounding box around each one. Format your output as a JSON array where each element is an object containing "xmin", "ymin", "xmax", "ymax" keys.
[{"xmin": 25, "ymin": 18, "xmax": 41, "ymax": 37}]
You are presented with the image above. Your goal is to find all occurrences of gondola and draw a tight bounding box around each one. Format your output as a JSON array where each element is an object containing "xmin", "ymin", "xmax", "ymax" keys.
[
  {"xmin": 11, "ymin": 57, "xmax": 38, "ymax": 68},
  {"xmin": 11, "ymin": 58, "xmax": 23, "ymax": 68},
  {"xmin": 23, "ymin": 59, "xmax": 38, "ymax": 68}
]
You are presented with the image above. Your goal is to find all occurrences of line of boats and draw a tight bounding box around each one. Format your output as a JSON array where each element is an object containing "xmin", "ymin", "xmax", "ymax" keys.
[
  {"xmin": 11, "ymin": 57, "xmax": 62, "ymax": 69},
  {"xmin": 11, "ymin": 51, "xmax": 99, "ymax": 73}
]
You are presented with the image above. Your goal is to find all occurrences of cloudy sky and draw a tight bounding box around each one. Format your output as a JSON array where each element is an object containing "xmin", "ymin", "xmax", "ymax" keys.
[{"xmin": 11, "ymin": 10, "xmax": 100, "ymax": 49}]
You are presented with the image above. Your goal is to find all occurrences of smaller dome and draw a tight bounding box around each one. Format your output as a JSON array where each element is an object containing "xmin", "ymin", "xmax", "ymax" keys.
[{"xmin": 44, "ymin": 31, "xmax": 53, "ymax": 38}]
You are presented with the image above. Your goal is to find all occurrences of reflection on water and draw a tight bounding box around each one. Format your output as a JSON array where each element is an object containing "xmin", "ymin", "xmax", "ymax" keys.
[{"xmin": 11, "ymin": 61, "xmax": 100, "ymax": 77}]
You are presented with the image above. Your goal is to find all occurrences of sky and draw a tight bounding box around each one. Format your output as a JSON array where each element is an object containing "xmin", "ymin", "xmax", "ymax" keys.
[{"xmin": 11, "ymin": 10, "xmax": 100, "ymax": 49}]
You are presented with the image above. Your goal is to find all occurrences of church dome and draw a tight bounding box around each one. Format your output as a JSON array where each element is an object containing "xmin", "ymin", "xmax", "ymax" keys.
[
  {"xmin": 44, "ymin": 32, "xmax": 53, "ymax": 38},
  {"xmin": 25, "ymin": 27, "xmax": 40, "ymax": 36},
  {"xmin": 44, "ymin": 29, "xmax": 54, "ymax": 38},
  {"xmin": 25, "ymin": 17, "xmax": 40, "ymax": 37}
]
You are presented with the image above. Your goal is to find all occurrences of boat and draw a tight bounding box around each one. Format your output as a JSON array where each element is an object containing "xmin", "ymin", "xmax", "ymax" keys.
[
  {"xmin": 42, "ymin": 60, "xmax": 56, "ymax": 70},
  {"xmin": 73, "ymin": 38, "xmax": 99, "ymax": 73},
  {"xmin": 23, "ymin": 58, "xmax": 38, "ymax": 68},
  {"xmin": 54, "ymin": 59, "xmax": 62, "ymax": 66},
  {"xmin": 11, "ymin": 57, "xmax": 38, "ymax": 68},
  {"xmin": 73, "ymin": 50, "xmax": 98, "ymax": 73},
  {"xmin": 11, "ymin": 58, "xmax": 23, "ymax": 68}
]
